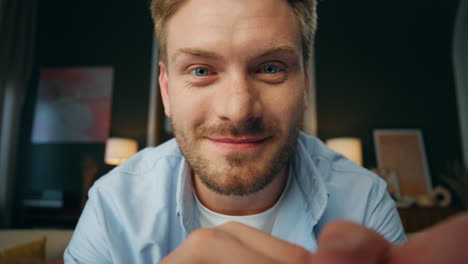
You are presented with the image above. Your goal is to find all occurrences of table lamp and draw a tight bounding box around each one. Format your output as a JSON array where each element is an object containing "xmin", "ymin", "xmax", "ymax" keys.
[
  {"xmin": 105, "ymin": 137, "xmax": 138, "ymax": 165},
  {"xmin": 325, "ymin": 137, "xmax": 363, "ymax": 166}
]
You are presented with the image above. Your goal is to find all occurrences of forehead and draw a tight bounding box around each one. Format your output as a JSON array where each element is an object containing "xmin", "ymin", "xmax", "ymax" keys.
[{"xmin": 165, "ymin": 0, "xmax": 302, "ymax": 63}]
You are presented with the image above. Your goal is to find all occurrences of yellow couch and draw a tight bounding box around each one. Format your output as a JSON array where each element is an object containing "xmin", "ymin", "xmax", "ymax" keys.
[{"xmin": 0, "ymin": 229, "xmax": 73, "ymax": 261}]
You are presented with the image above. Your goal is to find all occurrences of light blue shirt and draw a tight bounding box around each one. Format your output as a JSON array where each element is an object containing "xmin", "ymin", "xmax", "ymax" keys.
[{"xmin": 64, "ymin": 133, "xmax": 406, "ymax": 263}]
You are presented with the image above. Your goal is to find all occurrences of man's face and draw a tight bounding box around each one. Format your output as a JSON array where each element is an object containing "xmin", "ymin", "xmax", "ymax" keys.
[{"xmin": 159, "ymin": 0, "xmax": 309, "ymax": 196}]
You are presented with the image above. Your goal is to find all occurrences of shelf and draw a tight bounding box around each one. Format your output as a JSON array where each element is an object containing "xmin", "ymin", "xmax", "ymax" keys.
[
  {"xmin": 19, "ymin": 207, "xmax": 80, "ymax": 229},
  {"xmin": 397, "ymin": 207, "xmax": 462, "ymax": 233}
]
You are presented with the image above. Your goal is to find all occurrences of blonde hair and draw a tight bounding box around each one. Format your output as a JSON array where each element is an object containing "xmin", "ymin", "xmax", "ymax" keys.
[{"xmin": 150, "ymin": 0, "xmax": 317, "ymax": 63}]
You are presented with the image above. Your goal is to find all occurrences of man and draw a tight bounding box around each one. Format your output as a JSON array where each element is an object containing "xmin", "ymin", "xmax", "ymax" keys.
[{"xmin": 65, "ymin": 0, "xmax": 468, "ymax": 263}]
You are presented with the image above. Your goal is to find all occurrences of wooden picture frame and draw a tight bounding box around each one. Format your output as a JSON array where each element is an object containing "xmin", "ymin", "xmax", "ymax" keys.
[{"xmin": 373, "ymin": 129, "xmax": 432, "ymax": 197}]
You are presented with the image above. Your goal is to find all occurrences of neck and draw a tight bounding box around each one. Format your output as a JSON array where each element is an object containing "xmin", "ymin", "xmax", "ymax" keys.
[{"xmin": 193, "ymin": 164, "xmax": 289, "ymax": 216}]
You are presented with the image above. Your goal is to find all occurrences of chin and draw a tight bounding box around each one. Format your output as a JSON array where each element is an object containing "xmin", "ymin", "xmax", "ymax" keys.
[{"xmin": 195, "ymin": 154, "xmax": 285, "ymax": 196}]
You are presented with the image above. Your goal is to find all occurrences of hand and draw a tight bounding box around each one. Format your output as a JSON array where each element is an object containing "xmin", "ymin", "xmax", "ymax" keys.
[
  {"xmin": 159, "ymin": 221, "xmax": 309, "ymax": 264},
  {"xmin": 159, "ymin": 213, "xmax": 468, "ymax": 264},
  {"xmin": 312, "ymin": 213, "xmax": 468, "ymax": 264}
]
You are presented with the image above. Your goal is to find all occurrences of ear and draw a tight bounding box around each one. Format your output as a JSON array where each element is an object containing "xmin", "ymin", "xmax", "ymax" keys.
[
  {"xmin": 159, "ymin": 61, "xmax": 172, "ymax": 117},
  {"xmin": 303, "ymin": 61, "xmax": 310, "ymax": 111}
]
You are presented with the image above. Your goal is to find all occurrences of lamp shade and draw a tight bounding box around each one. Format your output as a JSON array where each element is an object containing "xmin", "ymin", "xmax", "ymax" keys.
[
  {"xmin": 105, "ymin": 137, "xmax": 138, "ymax": 165},
  {"xmin": 325, "ymin": 137, "xmax": 363, "ymax": 166}
]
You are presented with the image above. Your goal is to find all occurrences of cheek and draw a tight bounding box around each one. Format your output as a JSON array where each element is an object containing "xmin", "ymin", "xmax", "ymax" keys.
[
  {"xmin": 261, "ymin": 85, "xmax": 305, "ymax": 127},
  {"xmin": 278, "ymin": 97, "xmax": 304, "ymax": 129},
  {"xmin": 168, "ymin": 85, "xmax": 210, "ymax": 130}
]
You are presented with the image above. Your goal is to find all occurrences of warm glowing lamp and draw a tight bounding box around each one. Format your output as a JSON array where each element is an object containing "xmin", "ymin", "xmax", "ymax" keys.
[
  {"xmin": 105, "ymin": 137, "xmax": 138, "ymax": 165},
  {"xmin": 325, "ymin": 137, "xmax": 363, "ymax": 166}
]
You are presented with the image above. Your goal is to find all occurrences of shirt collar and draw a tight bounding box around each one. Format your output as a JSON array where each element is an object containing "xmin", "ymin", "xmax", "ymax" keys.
[
  {"xmin": 176, "ymin": 159, "xmax": 198, "ymax": 234},
  {"xmin": 269, "ymin": 135, "xmax": 329, "ymax": 251},
  {"xmin": 292, "ymin": 135, "xmax": 329, "ymax": 223}
]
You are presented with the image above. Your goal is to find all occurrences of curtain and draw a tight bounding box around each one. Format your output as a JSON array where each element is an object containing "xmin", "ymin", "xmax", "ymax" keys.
[
  {"xmin": 454, "ymin": 0, "xmax": 468, "ymax": 168},
  {"xmin": 0, "ymin": 0, "xmax": 37, "ymax": 228}
]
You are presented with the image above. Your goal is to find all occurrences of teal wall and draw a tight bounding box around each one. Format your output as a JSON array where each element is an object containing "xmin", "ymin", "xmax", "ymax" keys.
[
  {"xmin": 315, "ymin": 0, "xmax": 462, "ymax": 186},
  {"xmin": 14, "ymin": 0, "xmax": 154, "ymax": 223}
]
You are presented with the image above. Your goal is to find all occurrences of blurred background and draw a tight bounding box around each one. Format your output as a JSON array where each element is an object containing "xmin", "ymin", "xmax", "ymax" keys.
[{"xmin": 0, "ymin": 0, "xmax": 466, "ymax": 240}]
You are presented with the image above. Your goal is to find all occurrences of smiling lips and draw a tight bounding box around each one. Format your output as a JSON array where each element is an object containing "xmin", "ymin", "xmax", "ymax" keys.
[{"xmin": 207, "ymin": 137, "xmax": 270, "ymax": 151}]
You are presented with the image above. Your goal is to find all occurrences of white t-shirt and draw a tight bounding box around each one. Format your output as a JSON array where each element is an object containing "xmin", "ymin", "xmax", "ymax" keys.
[{"xmin": 194, "ymin": 170, "xmax": 291, "ymax": 234}]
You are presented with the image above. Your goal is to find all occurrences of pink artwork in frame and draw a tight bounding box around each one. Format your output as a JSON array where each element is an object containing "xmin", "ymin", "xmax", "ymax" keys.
[
  {"xmin": 374, "ymin": 129, "xmax": 432, "ymax": 197},
  {"xmin": 32, "ymin": 67, "xmax": 114, "ymax": 143}
]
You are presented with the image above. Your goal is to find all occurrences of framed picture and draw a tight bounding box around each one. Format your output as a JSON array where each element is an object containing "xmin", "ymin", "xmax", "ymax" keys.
[
  {"xmin": 31, "ymin": 67, "xmax": 114, "ymax": 143},
  {"xmin": 373, "ymin": 129, "xmax": 432, "ymax": 197}
]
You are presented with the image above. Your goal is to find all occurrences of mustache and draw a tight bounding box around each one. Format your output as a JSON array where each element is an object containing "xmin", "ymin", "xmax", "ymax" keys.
[{"xmin": 195, "ymin": 119, "xmax": 276, "ymax": 137}]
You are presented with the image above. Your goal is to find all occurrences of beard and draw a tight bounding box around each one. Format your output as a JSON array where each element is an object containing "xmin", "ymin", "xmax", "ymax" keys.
[{"xmin": 172, "ymin": 111, "xmax": 303, "ymax": 196}]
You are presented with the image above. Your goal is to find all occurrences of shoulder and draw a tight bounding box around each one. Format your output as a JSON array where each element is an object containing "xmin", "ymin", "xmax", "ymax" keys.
[
  {"xmin": 297, "ymin": 132, "xmax": 385, "ymax": 191},
  {"xmin": 89, "ymin": 138, "xmax": 185, "ymax": 206},
  {"xmin": 96, "ymin": 138, "xmax": 182, "ymax": 181},
  {"xmin": 69, "ymin": 139, "xmax": 185, "ymax": 262},
  {"xmin": 297, "ymin": 133, "xmax": 388, "ymax": 219}
]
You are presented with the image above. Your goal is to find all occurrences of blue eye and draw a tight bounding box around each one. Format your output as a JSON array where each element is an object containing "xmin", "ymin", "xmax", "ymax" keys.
[
  {"xmin": 260, "ymin": 65, "xmax": 281, "ymax": 74},
  {"xmin": 192, "ymin": 67, "xmax": 210, "ymax": 76}
]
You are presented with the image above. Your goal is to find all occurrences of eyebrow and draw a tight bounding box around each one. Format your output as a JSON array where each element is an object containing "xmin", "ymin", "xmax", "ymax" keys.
[
  {"xmin": 172, "ymin": 48, "xmax": 222, "ymax": 63},
  {"xmin": 171, "ymin": 44, "xmax": 299, "ymax": 63},
  {"xmin": 250, "ymin": 45, "xmax": 299, "ymax": 60}
]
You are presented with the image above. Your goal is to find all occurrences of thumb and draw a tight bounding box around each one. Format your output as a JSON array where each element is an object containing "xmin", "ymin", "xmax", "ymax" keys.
[
  {"xmin": 389, "ymin": 213, "xmax": 468, "ymax": 264},
  {"xmin": 309, "ymin": 220, "xmax": 391, "ymax": 264}
]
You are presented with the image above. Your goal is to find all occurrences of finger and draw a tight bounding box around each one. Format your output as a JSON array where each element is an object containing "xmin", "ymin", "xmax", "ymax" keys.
[
  {"xmin": 310, "ymin": 220, "xmax": 391, "ymax": 264},
  {"xmin": 217, "ymin": 221, "xmax": 313, "ymax": 264},
  {"xmin": 159, "ymin": 227, "xmax": 284, "ymax": 264},
  {"xmin": 389, "ymin": 213, "xmax": 468, "ymax": 264}
]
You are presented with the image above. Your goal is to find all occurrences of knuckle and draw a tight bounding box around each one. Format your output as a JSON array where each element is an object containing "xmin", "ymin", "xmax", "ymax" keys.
[
  {"xmin": 288, "ymin": 247, "xmax": 312, "ymax": 263},
  {"xmin": 186, "ymin": 228, "xmax": 222, "ymax": 246},
  {"xmin": 220, "ymin": 221, "xmax": 244, "ymax": 229}
]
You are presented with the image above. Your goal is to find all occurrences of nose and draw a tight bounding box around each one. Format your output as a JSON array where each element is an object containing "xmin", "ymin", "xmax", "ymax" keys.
[{"xmin": 214, "ymin": 73, "xmax": 262, "ymax": 126}]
